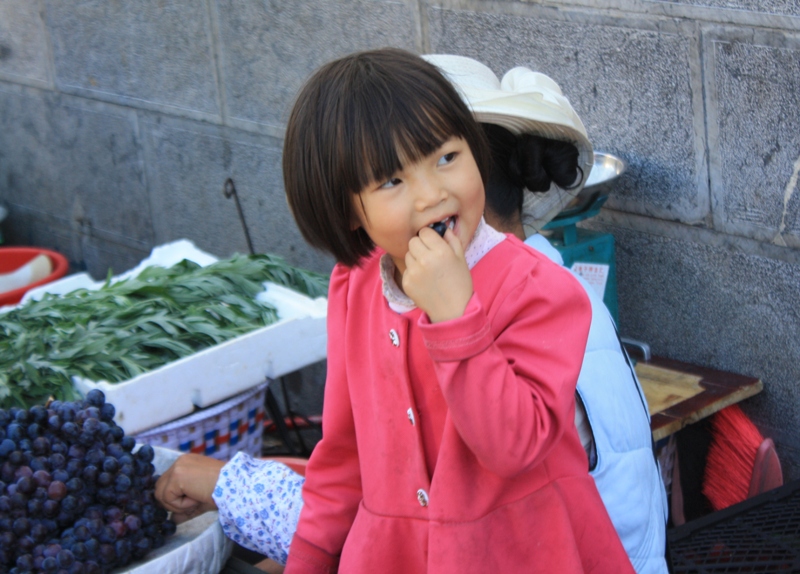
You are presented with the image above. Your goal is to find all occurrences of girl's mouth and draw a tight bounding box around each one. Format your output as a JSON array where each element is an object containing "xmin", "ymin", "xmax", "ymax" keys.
[{"xmin": 429, "ymin": 216, "xmax": 456, "ymax": 237}]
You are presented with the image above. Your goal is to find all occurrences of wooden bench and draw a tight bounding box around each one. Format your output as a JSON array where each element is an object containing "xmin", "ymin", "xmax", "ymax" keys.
[{"xmin": 636, "ymin": 356, "xmax": 763, "ymax": 441}]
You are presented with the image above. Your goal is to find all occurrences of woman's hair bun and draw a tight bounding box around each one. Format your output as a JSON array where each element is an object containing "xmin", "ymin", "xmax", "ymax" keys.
[{"xmin": 510, "ymin": 134, "xmax": 581, "ymax": 192}]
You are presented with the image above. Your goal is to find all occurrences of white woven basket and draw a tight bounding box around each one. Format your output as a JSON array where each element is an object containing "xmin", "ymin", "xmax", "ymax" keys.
[{"xmin": 133, "ymin": 381, "xmax": 268, "ymax": 461}]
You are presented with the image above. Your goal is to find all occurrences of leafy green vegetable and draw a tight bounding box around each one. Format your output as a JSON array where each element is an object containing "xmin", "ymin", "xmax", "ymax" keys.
[{"xmin": 0, "ymin": 254, "xmax": 329, "ymax": 409}]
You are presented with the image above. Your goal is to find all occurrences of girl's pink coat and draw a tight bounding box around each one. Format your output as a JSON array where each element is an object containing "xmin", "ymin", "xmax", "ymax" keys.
[{"xmin": 285, "ymin": 237, "xmax": 634, "ymax": 573}]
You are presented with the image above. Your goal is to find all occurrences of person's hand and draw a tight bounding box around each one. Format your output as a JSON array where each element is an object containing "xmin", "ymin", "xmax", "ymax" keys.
[
  {"xmin": 402, "ymin": 226, "xmax": 473, "ymax": 323},
  {"xmin": 155, "ymin": 453, "xmax": 226, "ymax": 523}
]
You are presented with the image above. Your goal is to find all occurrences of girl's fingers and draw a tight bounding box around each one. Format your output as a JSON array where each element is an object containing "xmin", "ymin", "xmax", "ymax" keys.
[
  {"xmin": 416, "ymin": 226, "xmax": 464, "ymax": 257},
  {"xmin": 406, "ymin": 235, "xmax": 427, "ymax": 261},
  {"xmin": 406, "ymin": 226, "xmax": 465, "ymax": 275},
  {"xmin": 406, "ymin": 233, "xmax": 436, "ymax": 269},
  {"xmin": 442, "ymin": 227, "xmax": 464, "ymax": 258},
  {"xmin": 417, "ymin": 226, "xmax": 446, "ymax": 247},
  {"xmin": 412, "ymin": 226, "xmax": 453, "ymax": 257}
]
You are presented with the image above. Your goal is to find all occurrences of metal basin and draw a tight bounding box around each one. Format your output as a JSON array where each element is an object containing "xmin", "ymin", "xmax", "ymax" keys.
[{"xmin": 561, "ymin": 152, "xmax": 626, "ymax": 217}]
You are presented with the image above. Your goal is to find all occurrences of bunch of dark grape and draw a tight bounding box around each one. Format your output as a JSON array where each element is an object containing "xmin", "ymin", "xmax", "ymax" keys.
[{"xmin": 0, "ymin": 389, "xmax": 176, "ymax": 573}]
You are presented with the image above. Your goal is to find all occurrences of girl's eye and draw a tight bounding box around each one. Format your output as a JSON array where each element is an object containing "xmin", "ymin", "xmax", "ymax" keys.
[
  {"xmin": 379, "ymin": 177, "xmax": 402, "ymax": 189},
  {"xmin": 438, "ymin": 152, "xmax": 458, "ymax": 166}
]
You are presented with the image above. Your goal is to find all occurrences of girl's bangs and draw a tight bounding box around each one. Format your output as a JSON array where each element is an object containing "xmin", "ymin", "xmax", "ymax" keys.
[{"xmin": 347, "ymin": 87, "xmax": 465, "ymax": 193}]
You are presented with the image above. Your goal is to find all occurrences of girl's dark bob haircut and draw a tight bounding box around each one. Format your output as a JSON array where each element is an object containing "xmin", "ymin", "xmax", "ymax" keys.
[{"xmin": 283, "ymin": 47, "xmax": 491, "ymax": 267}]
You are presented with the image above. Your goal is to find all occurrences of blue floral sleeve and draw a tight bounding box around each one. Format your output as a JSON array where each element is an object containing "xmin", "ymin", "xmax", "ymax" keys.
[{"xmin": 212, "ymin": 452, "xmax": 305, "ymax": 565}]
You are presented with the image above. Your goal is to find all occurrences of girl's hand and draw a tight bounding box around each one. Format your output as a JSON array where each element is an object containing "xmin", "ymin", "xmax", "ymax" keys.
[
  {"xmin": 154, "ymin": 453, "xmax": 225, "ymax": 523},
  {"xmin": 403, "ymin": 226, "xmax": 473, "ymax": 322}
]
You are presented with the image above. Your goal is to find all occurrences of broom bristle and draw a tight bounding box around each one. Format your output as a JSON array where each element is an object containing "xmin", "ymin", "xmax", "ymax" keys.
[{"xmin": 702, "ymin": 405, "xmax": 764, "ymax": 511}]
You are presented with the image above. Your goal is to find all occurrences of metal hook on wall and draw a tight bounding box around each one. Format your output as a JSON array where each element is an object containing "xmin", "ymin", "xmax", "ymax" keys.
[{"xmin": 223, "ymin": 177, "xmax": 255, "ymax": 255}]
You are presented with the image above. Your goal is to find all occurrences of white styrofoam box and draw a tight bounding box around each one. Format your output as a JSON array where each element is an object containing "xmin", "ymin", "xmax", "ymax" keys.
[
  {"xmin": 28, "ymin": 239, "xmax": 328, "ymax": 435},
  {"xmin": 114, "ymin": 239, "xmax": 219, "ymax": 281},
  {"xmin": 0, "ymin": 271, "xmax": 98, "ymax": 313},
  {"xmin": 20, "ymin": 272, "xmax": 100, "ymax": 302},
  {"xmin": 72, "ymin": 286, "xmax": 325, "ymax": 435},
  {"xmin": 121, "ymin": 445, "xmax": 233, "ymax": 574}
]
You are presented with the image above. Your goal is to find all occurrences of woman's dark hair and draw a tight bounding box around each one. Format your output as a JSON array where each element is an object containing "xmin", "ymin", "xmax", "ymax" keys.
[
  {"xmin": 482, "ymin": 123, "xmax": 581, "ymax": 224},
  {"xmin": 283, "ymin": 48, "xmax": 491, "ymax": 267}
]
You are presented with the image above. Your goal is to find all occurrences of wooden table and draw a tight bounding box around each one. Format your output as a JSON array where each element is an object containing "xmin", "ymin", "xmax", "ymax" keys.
[{"xmin": 635, "ymin": 356, "xmax": 763, "ymax": 441}]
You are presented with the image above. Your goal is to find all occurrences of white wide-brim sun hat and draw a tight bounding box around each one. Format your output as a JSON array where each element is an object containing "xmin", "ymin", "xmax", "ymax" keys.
[{"xmin": 423, "ymin": 54, "xmax": 594, "ymax": 231}]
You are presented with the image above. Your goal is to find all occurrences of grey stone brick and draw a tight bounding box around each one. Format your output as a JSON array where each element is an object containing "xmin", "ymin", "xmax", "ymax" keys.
[
  {"xmin": 141, "ymin": 118, "xmax": 334, "ymax": 274},
  {"xmin": 72, "ymin": 231, "xmax": 151, "ymax": 277},
  {"xmin": 0, "ymin": 208, "xmax": 75, "ymax": 264},
  {"xmin": 215, "ymin": 0, "xmax": 418, "ymax": 130},
  {"xmin": 44, "ymin": 0, "xmax": 220, "ymax": 119},
  {"xmin": 709, "ymin": 38, "xmax": 800, "ymax": 248},
  {"xmin": 647, "ymin": 0, "xmax": 800, "ymax": 17},
  {"xmin": 0, "ymin": 0, "xmax": 51, "ymax": 86},
  {"xmin": 0, "ymin": 84, "xmax": 154, "ymax": 277},
  {"xmin": 602, "ymin": 222, "xmax": 800, "ymax": 478},
  {"xmin": 2, "ymin": 208, "xmax": 150, "ymax": 278},
  {"xmin": 427, "ymin": 8, "xmax": 706, "ymax": 223}
]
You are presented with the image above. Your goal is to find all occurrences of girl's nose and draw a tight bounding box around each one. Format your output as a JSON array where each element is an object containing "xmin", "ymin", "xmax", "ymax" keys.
[{"xmin": 413, "ymin": 176, "xmax": 446, "ymax": 210}]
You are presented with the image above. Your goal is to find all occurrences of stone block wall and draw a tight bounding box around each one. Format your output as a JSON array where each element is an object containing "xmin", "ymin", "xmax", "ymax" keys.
[{"xmin": 1, "ymin": 0, "xmax": 798, "ymax": 478}]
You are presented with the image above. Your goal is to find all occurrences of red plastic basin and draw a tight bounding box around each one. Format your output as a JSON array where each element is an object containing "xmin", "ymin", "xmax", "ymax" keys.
[{"xmin": 0, "ymin": 247, "xmax": 69, "ymax": 306}]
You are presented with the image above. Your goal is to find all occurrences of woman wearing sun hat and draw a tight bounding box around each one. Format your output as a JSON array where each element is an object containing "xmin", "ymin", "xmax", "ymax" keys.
[{"xmin": 423, "ymin": 53, "xmax": 669, "ymax": 574}]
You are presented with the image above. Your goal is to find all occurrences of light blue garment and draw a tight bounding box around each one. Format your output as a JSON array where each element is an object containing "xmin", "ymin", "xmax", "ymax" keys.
[
  {"xmin": 214, "ymin": 454, "xmax": 305, "ymax": 565},
  {"xmin": 526, "ymin": 233, "xmax": 669, "ymax": 574}
]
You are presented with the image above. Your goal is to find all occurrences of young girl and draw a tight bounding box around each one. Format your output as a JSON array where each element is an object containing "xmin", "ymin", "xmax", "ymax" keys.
[
  {"xmin": 153, "ymin": 49, "xmax": 652, "ymax": 573},
  {"xmin": 276, "ymin": 47, "xmax": 632, "ymax": 573}
]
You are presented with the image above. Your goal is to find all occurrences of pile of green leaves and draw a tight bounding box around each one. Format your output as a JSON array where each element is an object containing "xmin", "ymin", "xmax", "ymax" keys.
[{"xmin": 0, "ymin": 254, "xmax": 329, "ymax": 409}]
